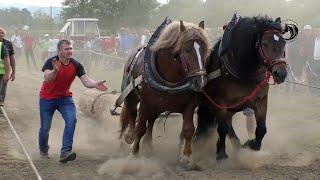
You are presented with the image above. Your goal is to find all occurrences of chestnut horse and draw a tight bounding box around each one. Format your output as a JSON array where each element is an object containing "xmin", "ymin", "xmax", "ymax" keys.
[{"xmin": 119, "ymin": 20, "xmax": 210, "ymax": 169}]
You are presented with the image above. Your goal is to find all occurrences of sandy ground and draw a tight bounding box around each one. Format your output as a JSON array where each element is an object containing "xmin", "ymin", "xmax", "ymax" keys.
[{"xmin": 1, "ymin": 61, "xmax": 320, "ymax": 180}]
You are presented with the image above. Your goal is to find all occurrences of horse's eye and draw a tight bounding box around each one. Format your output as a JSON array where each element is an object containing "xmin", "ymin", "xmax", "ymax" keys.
[
  {"xmin": 262, "ymin": 42, "xmax": 269, "ymax": 47},
  {"xmin": 185, "ymin": 47, "xmax": 193, "ymax": 53}
]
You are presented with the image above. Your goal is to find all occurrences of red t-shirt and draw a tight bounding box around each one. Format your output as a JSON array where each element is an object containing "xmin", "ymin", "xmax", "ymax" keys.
[
  {"xmin": 22, "ymin": 34, "xmax": 36, "ymax": 50},
  {"xmin": 39, "ymin": 56, "xmax": 85, "ymax": 100}
]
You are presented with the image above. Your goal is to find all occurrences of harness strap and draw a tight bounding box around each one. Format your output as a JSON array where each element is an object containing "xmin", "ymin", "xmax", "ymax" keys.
[
  {"xmin": 207, "ymin": 69, "xmax": 222, "ymax": 81},
  {"xmin": 202, "ymin": 72, "xmax": 270, "ymax": 110},
  {"xmin": 180, "ymin": 54, "xmax": 189, "ymax": 74},
  {"xmin": 115, "ymin": 75, "xmax": 143, "ymax": 107},
  {"xmin": 126, "ymin": 47, "xmax": 145, "ymax": 74}
]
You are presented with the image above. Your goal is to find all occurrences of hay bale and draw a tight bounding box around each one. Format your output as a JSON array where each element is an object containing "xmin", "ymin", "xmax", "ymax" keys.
[{"xmin": 79, "ymin": 89, "xmax": 120, "ymax": 119}]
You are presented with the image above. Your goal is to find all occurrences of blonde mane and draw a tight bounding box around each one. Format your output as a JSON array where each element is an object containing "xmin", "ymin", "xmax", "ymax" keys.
[{"xmin": 151, "ymin": 21, "xmax": 210, "ymax": 56}]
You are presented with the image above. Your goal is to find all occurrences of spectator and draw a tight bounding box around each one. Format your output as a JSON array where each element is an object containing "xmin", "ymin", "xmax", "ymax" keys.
[
  {"xmin": 22, "ymin": 31, "xmax": 38, "ymax": 70},
  {"xmin": 10, "ymin": 29, "xmax": 23, "ymax": 57},
  {"xmin": 0, "ymin": 28, "xmax": 11, "ymax": 106},
  {"xmin": 0, "ymin": 27, "xmax": 16, "ymax": 106},
  {"xmin": 48, "ymin": 35, "xmax": 59, "ymax": 58},
  {"xmin": 39, "ymin": 34, "xmax": 50, "ymax": 63}
]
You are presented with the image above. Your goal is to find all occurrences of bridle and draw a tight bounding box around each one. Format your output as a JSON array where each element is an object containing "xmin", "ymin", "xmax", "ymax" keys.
[
  {"xmin": 256, "ymin": 29, "xmax": 287, "ymax": 72},
  {"xmin": 178, "ymin": 39, "xmax": 207, "ymax": 79}
]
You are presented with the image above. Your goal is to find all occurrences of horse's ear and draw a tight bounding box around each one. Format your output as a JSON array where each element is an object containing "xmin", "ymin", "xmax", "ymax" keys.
[
  {"xmin": 198, "ymin": 21, "xmax": 204, "ymax": 29},
  {"xmin": 180, "ymin": 20, "xmax": 186, "ymax": 32},
  {"xmin": 275, "ymin": 17, "xmax": 281, "ymax": 24}
]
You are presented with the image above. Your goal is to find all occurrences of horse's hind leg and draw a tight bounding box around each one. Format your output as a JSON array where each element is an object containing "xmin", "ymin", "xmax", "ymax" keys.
[
  {"xmin": 131, "ymin": 104, "xmax": 150, "ymax": 156},
  {"xmin": 142, "ymin": 114, "xmax": 159, "ymax": 155},
  {"xmin": 227, "ymin": 120, "xmax": 241, "ymax": 150},
  {"xmin": 125, "ymin": 109, "xmax": 137, "ymax": 144},
  {"xmin": 119, "ymin": 104, "xmax": 129, "ymax": 140},
  {"xmin": 119, "ymin": 97, "xmax": 138, "ymax": 144},
  {"xmin": 194, "ymin": 104, "xmax": 217, "ymax": 142}
]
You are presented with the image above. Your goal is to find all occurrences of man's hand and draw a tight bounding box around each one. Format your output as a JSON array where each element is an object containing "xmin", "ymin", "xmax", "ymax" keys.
[
  {"xmin": 95, "ymin": 80, "xmax": 107, "ymax": 91},
  {"xmin": 10, "ymin": 71, "xmax": 15, "ymax": 81},
  {"xmin": 3, "ymin": 73, "xmax": 10, "ymax": 81},
  {"xmin": 52, "ymin": 58, "xmax": 60, "ymax": 71}
]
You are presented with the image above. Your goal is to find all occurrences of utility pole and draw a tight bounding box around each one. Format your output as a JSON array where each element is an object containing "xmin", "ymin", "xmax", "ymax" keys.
[{"xmin": 50, "ymin": 6, "xmax": 53, "ymax": 35}]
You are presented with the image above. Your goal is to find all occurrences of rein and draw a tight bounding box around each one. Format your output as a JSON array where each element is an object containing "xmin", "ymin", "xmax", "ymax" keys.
[{"xmin": 202, "ymin": 72, "xmax": 270, "ymax": 110}]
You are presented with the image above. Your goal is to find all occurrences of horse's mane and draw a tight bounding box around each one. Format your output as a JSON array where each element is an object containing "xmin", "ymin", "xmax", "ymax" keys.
[
  {"xmin": 209, "ymin": 15, "xmax": 283, "ymax": 79},
  {"xmin": 211, "ymin": 15, "xmax": 282, "ymax": 52},
  {"xmin": 151, "ymin": 21, "xmax": 210, "ymax": 56},
  {"xmin": 237, "ymin": 15, "xmax": 282, "ymax": 35},
  {"xmin": 235, "ymin": 15, "xmax": 282, "ymax": 60}
]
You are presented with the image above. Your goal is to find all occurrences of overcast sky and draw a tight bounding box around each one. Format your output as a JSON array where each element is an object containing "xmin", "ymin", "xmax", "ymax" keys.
[{"xmin": 0, "ymin": 0, "xmax": 168, "ymax": 7}]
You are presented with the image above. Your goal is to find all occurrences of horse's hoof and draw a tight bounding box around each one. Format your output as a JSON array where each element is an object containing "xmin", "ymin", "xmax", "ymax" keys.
[
  {"xmin": 179, "ymin": 154, "xmax": 202, "ymax": 171},
  {"xmin": 127, "ymin": 154, "xmax": 135, "ymax": 160},
  {"xmin": 143, "ymin": 145, "xmax": 154, "ymax": 157},
  {"xmin": 119, "ymin": 139, "xmax": 126, "ymax": 151},
  {"xmin": 178, "ymin": 162, "xmax": 202, "ymax": 171},
  {"xmin": 243, "ymin": 139, "xmax": 261, "ymax": 151},
  {"xmin": 128, "ymin": 151, "xmax": 139, "ymax": 159},
  {"xmin": 216, "ymin": 152, "xmax": 229, "ymax": 161},
  {"xmin": 124, "ymin": 134, "xmax": 134, "ymax": 144}
]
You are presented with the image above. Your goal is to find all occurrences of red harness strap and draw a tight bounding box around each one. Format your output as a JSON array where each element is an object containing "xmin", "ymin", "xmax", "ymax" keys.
[
  {"xmin": 202, "ymin": 72, "xmax": 271, "ymax": 110},
  {"xmin": 180, "ymin": 54, "xmax": 189, "ymax": 75}
]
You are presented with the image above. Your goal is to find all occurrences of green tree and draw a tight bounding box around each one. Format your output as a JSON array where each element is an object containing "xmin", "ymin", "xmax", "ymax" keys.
[
  {"xmin": 0, "ymin": 8, "xmax": 32, "ymax": 29},
  {"xmin": 61, "ymin": 0, "xmax": 159, "ymax": 32}
]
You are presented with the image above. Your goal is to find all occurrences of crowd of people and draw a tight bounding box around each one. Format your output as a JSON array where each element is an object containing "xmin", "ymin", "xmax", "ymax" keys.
[
  {"xmin": 82, "ymin": 27, "xmax": 151, "ymax": 57},
  {"xmin": 4, "ymin": 26, "xmax": 153, "ymax": 67},
  {"xmin": 286, "ymin": 25, "xmax": 320, "ymax": 95}
]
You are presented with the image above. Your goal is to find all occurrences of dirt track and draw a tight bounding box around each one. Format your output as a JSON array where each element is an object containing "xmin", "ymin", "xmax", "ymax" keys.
[{"xmin": 1, "ymin": 63, "xmax": 320, "ymax": 180}]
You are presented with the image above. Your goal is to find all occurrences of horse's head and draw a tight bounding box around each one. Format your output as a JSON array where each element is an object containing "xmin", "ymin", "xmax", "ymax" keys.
[
  {"xmin": 175, "ymin": 20, "xmax": 210, "ymax": 91},
  {"xmin": 256, "ymin": 17, "xmax": 293, "ymax": 84}
]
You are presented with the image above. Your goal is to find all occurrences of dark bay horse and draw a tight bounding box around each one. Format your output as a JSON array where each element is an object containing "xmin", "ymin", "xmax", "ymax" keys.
[
  {"xmin": 119, "ymin": 20, "xmax": 210, "ymax": 168},
  {"xmin": 194, "ymin": 15, "xmax": 298, "ymax": 160}
]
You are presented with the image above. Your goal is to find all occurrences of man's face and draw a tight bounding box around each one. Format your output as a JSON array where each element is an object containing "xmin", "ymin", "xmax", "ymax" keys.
[
  {"xmin": 58, "ymin": 43, "xmax": 73, "ymax": 59},
  {"xmin": 0, "ymin": 30, "xmax": 5, "ymax": 40},
  {"xmin": 304, "ymin": 29, "xmax": 312, "ymax": 37}
]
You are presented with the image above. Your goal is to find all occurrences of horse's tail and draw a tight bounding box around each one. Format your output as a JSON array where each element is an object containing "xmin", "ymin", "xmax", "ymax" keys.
[{"xmin": 194, "ymin": 103, "xmax": 217, "ymax": 142}]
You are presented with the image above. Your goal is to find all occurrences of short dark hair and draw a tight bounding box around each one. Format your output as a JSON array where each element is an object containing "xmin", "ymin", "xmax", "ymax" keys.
[{"xmin": 57, "ymin": 39, "xmax": 72, "ymax": 50}]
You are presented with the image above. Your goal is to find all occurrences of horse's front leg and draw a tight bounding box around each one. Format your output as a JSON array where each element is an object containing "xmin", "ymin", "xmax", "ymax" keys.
[
  {"xmin": 244, "ymin": 96, "xmax": 268, "ymax": 151},
  {"xmin": 180, "ymin": 104, "xmax": 199, "ymax": 170},
  {"xmin": 216, "ymin": 118, "xmax": 229, "ymax": 160}
]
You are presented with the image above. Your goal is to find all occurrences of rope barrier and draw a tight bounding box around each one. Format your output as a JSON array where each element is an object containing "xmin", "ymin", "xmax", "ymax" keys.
[
  {"xmin": 0, "ymin": 107, "xmax": 42, "ymax": 180},
  {"xmin": 306, "ymin": 61, "xmax": 320, "ymax": 80},
  {"xmin": 73, "ymin": 49, "xmax": 126, "ymax": 62},
  {"xmin": 287, "ymin": 63, "xmax": 307, "ymax": 83},
  {"xmin": 87, "ymin": 50, "xmax": 127, "ymax": 62},
  {"xmin": 285, "ymin": 80, "xmax": 320, "ymax": 90}
]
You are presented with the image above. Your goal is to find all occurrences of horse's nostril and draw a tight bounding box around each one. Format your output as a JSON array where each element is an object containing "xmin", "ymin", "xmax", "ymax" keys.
[{"xmin": 273, "ymin": 71, "xmax": 279, "ymax": 76}]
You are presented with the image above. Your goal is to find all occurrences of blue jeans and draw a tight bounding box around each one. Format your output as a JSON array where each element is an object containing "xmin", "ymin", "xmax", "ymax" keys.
[{"xmin": 39, "ymin": 96, "xmax": 77, "ymax": 155}]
